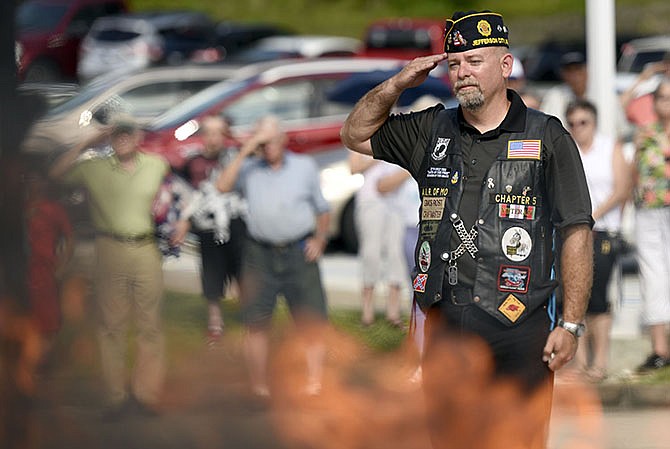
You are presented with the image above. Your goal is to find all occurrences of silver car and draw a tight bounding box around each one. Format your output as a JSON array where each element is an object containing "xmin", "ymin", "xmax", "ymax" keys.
[
  {"xmin": 77, "ymin": 11, "xmax": 218, "ymax": 81},
  {"xmin": 22, "ymin": 64, "xmax": 240, "ymax": 155}
]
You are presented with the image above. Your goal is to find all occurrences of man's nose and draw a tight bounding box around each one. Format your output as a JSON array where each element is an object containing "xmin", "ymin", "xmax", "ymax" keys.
[{"xmin": 457, "ymin": 63, "xmax": 471, "ymax": 79}]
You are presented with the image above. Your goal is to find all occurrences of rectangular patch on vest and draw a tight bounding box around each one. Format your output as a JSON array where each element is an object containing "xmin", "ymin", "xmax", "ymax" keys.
[
  {"xmin": 507, "ymin": 140, "xmax": 541, "ymax": 160},
  {"xmin": 497, "ymin": 265, "xmax": 530, "ymax": 293},
  {"xmin": 421, "ymin": 197, "xmax": 445, "ymax": 220},
  {"xmin": 413, "ymin": 274, "xmax": 428, "ymax": 293},
  {"xmin": 420, "ymin": 221, "xmax": 439, "ymax": 241},
  {"xmin": 498, "ymin": 294, "xmax": 526, "ymax": 323}
]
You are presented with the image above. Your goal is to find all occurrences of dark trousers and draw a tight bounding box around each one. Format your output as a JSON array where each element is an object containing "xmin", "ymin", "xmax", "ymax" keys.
[
  {"xmin": 197, "ymin": 218, "xmax": 246, "ymax": 302},
  {"xmin": 422, "ymin": 298, "xmax": 554, "ymax": 449}
]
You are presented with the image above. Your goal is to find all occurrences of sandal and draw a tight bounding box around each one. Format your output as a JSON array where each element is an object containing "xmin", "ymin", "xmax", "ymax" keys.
[
  {"xmin": 206, "ymin": 326, "xmax": 223, "ymax": 348},
  {"xmin": 585, "ymin": 366, "xmax": 607, "ymax": 383},
  {"xmin": 387, "ymin": 319, "xmax": 406, "ymax": 330}
]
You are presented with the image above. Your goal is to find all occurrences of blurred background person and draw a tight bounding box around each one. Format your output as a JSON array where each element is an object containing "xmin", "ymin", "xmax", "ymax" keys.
[
  {"xmin": 620, "ymin": 52, "xmax": 670, "ymax": 128},
  {"xmin": 49, "ymin": 119, "xmax": 191, "ymax": 418},
  {"xmin": 25, "ymin": 170, "xmax": 74, "ymax": 366},
  {"xmin": 508, "ymin": 54, "xmax": 541, "ymax": 109},
  {"xmin": 349, "ymin": 153, "xmax": 407, "ymax": 328},
  {"xmin": 565, "ymin": 100, "xmax": 631, "ymax": 382},
  {"xmin": 632, "ymin": 77, "xmax": 670, "ymax": 373},
  {"xmin": 540, "ymin": 51, "xmax": 588, "ymax": 126},
  {"xmin": 377, "ymin": 167, "xmax": 423, "ymax": 381},
  {"xmin": 181, "ymin": 115, "xmax": 247, "ymax": 347},
  {"xmin": 217, "ymin": 116, "xmax": 330, "ymax": 397}
]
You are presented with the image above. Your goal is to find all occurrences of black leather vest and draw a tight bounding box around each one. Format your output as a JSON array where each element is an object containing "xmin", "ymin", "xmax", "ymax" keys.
[{"xmin": 412, "ymin": 108, "xmax": 558, "ymax": 326}]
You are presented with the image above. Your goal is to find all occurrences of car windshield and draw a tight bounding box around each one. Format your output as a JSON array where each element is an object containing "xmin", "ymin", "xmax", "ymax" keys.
[
  {"xmin": 45, "ymin": 71, "xmax": 126, "ymax": 117},
  {"xmin": 148, "ymin": 79, "xmax": 253, "ymax": 131},
  {"xmin": 16, "ymin": 1, "xmax": 69, "ymax": 33}
]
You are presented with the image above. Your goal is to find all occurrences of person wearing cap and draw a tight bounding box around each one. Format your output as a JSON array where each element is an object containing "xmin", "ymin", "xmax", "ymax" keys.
[
  {"xmin": 341, "ymin": 9, "xmax": 593, "ymax": 448},
  {"xmin": 508, "ymin": 54, "xmax": 541, "ymax": 109},
  {"xmin": 49, "ymin": 119, "xmax": 191, "ymax": 418},
  {"xmin": 539, "ymin": 51, "xmax": 588, "ymax": 126}
]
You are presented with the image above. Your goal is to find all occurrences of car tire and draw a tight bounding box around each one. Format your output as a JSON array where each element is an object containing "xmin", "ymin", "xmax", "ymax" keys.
[
  {"xmin": 24, "ymin": 59, "xmax": 61, "ymax": 83},
  {"xmin": 339, "ymin": 198, "xmax": 358, "ymax": 254}
]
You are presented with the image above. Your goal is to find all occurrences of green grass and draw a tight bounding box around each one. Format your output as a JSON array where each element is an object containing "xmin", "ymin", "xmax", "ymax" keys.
[{"xmin": 162, "ymin": 290, "xmax": 408, "ymax": 363}]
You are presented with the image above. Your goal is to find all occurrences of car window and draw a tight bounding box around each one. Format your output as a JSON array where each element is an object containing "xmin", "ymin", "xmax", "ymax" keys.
[
  {"xmin": 149, "ymin": 80, "xmax": 251, "ymax": 131},
  {"xmin": 91, "ymin": 28, "xmax": 142, "ymax": 41},
  {"xmin": 224, "ymin": 80, "xmax": 313, "ymax": 126},
  {"xmin": 16, "ymin": 2, "xmax": 68, "ymax": 33},
  {"xmin": 116, "ymin": 80, "xmax": 219, "ymax": 117},
  {"xmin": 316, "ymin": 78, "xmax": 355, "ymax": 117},
  {"xmin": 629, "ymin": 50, "xmax": 668, "ymax": 73}
]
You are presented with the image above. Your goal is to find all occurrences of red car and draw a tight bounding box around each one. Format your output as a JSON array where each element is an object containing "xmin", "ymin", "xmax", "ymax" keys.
[
  {"xmin": 15, "ymin": 0, "xmax": 128, "ymax": 82},
  {"xmin": 359, "ymin": 18, "xmax": 446, "ymax": 60}
]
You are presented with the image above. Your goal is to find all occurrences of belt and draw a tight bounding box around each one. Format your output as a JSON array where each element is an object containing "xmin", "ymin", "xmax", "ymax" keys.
[
  {"xmin": 251, "ymin": 233, "xmax": 312, "ymax": 250},
  {"xmin": 99, "ymin": 232, "xmax": 155, "ymax": 244}
]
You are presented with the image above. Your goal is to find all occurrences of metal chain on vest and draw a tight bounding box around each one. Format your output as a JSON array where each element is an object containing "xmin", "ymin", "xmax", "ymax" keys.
[
  {"xmin": 450, "ymin": 216, "xmax": 478, "ymax": 259},
  {"xmin": 447, "ymin": 215, "xmax": 478, "ymax": 286}
]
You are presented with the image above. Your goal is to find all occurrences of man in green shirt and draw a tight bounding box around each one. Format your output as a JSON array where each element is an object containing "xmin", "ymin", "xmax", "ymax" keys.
[{"xmin": 50, "ymin": 120, "xmax": 189, "ymax": 418}]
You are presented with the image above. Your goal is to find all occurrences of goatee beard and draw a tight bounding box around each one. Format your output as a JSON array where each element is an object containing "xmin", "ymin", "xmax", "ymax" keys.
[
  {"xmin": 454, "ymin": 82, "xmax": 485, "ymax": 111},
  {"xmin": 457, "ymin": 93, "xmax": 485, "ymax": 111}
]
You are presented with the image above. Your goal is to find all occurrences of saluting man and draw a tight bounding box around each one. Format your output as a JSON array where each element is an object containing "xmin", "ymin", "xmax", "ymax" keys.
[{"xmin": 341, "ymin": 9, "xmax": 593, "ymax": 448}]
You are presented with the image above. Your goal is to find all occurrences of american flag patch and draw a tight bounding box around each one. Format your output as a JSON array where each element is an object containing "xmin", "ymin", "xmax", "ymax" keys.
[{"xmin": 507, "ymin": 140, "xmax": 541, "ymax": 160}]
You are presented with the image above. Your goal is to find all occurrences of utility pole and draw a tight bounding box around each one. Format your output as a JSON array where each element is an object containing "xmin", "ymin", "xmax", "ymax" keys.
[{"xmin": 586, "ymin": 0, "xmax": 618, "ymax": 139}]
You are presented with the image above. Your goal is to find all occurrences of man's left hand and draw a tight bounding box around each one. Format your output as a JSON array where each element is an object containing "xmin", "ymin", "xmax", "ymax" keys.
[
  {"xmin": 542, "ymin": 327, "xmax": 579, "ymax": 371},
  {"xmin": 303, "ymin": 236, "xmax": 327, "ymax": 262}
]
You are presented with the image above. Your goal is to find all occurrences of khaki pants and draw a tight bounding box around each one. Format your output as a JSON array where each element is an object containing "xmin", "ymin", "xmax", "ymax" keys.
[{"xmin": 94, "ymin": 236, "xmax": 165, "ymax": 406}]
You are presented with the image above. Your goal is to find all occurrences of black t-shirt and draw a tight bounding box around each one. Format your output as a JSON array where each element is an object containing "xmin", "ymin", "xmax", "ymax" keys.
[{"xmin": 371, "ymin": 90, "xmax": 593, "ymax": 286}]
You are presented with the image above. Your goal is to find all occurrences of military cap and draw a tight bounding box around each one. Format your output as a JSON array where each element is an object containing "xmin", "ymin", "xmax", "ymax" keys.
[{"xmin": 444, "ymin": 10, "xmax": 509, "ymax": 53}]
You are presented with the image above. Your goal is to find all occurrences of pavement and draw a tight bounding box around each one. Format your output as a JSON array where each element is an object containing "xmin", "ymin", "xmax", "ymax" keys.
[{"xmin": 162, "ymin": 247, "xmax": 670, "ymax": 409}]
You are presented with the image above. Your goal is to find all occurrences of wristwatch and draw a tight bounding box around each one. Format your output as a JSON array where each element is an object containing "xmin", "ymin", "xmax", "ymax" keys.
[{"xmin": 557, "ymin": 318, "xmax": 586, "ymax": 337}]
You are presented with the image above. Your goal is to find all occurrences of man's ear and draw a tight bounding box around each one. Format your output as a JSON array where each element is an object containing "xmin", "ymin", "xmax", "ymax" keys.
[{"xmin": 501, "ymin": 52, "xmax": 514, "ymax": 79}]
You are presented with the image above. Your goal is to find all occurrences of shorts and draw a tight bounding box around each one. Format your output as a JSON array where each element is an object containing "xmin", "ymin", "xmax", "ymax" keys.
[
  {"xmin": 196, "ymin": 218, "xmax": 246, "ymax": 302},
  {"xmin": 240, "ymin": 237, "xmax": 328, "ymax": 328},
  {"xmin": 635, "ymin": 207, "xmax": 670, "ymax": 325},
  {"xmin": 587, "ymin": 231, "xmax": 620, "ymax": 315}
]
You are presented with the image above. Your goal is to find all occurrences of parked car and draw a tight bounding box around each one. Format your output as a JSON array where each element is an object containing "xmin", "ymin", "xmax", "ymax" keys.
[
  {"xmin": 227, "ymin": 35, "xmax": 362, "ymax": 63},
  {"xmin": 618, "ymin": 35, "xmax": 670, "ymax": 73},
  {"xmin": 214, "ymin": 21, "xmax": 295, "ymax": 60},
  {"xmin": 77, "ymin": 10, "xmax": 219, "ymax": 81},
  {"xmin": 140, "ymin": 57, "xmax": 451, "ymax": 249},
  {"xmin": 22, "ymin": 64, "xmax": 241, "ymax": 156},
  {"xmin": 616, "ymin": 35, "xmax": 670, "ymax": 92},
  {"xmin": 15, "ymin": 0, "xmax": 128, "ymax": 82},
  {"xmin": 359, "ymin": 18, "xmax": 445, "ymax": 60}
]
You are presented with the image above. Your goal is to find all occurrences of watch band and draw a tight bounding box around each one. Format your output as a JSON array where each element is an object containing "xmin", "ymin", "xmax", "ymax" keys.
[{"xmin": 557, "ymin": 318, "xmax": 586, "ymax": 337}]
